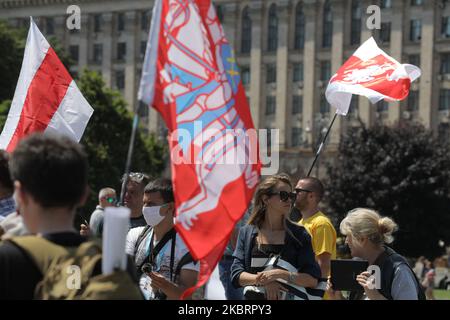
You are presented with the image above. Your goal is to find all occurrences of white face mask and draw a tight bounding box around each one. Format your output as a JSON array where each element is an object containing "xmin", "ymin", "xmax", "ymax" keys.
[{"xmin": 142, "ymin": 204, "xmax": 168, "ymax": 227}]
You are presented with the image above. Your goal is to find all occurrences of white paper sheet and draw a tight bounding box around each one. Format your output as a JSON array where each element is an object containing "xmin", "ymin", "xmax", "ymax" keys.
[{"xmin": 102, "ymin": 206, "xmax": 130, "ymax": 275}]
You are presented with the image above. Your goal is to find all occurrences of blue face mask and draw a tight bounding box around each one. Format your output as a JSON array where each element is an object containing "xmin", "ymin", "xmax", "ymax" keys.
[{"xmin": 142, "ymin": 204, "xmax": 169, "ymax": 227}]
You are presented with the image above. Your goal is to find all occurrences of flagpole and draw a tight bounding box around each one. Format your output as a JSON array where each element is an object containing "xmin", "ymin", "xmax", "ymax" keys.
[
  {"xmin": 306, "ymin": 112, "xmax": 338, "ymax": 177},
  {"xmin": 119, "ymin": 111, "xmax": 140, "ymax": 205}
]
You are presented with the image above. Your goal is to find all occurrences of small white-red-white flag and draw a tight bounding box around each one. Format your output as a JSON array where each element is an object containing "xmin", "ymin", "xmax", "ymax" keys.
[
  {"xmin": 326, "ymin": 37, "xmax": 421, "ymax": 115},
  {"xmin": 0, "ymin": 18, "xmax": 93, "ymax": 152}
]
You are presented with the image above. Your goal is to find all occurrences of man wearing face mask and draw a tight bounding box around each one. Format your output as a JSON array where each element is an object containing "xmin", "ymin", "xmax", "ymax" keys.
[{"xmin": 125, "ymin": 178, "xmax": 199, "ymax": 300}]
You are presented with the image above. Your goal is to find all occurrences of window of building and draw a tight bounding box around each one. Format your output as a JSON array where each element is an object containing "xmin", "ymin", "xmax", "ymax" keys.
[
  {"xmin": 322, "ymin": 0, "xmax": 333, "ymax": 48},
  {"xmin": 266, "ymin": 96, "xmax": 276, "ymax": 115},
  {"xmin": 268, "ymin": 4, "xmax": 278, "ymax": 52},
  {"xmin": 320, "ymin": 61, "xmax": 331, "ymax": 81},
  {"xmin": 294, "ymin": 4, "xmax": 305, "ymax": 50},
  {"xmin": 141, "ymin": 10, "xmax": 151, "ymax": 31},
  {"xmin": 140, "ymin": 41, "xmax": 147, "ymax": 59},
  {"xmin": 380, "ymin": 0, "xmax": 392, "ymax": 9},
  {"xmin": 377, "ymin": 100, "xmax": 389, "ymax": 112},
  {"xmin": 349, "ymin": 95, "xmax": 359, "ymax": 116},
  {"xmin": 407, "ymin": 90, "xmax": 419, "ymax": 111},
  {"xmin": 241, "ymin": 6, "xmax": 252, "ymax": 54},
  {"xmin": 116, "ymin": 70, "xmax": 125, "ymax": 90},
  {"xmin": 216, "ymin": 5, "xmax": 224, "ymax": 23},
  {"xmin": 410, "ymin": 19, "xmax": 422, "ymax": 42},
  {"xmin": 292, "ymin": 95, "xmax": 303, "ymax": 114},
  {"xmin": 241, "ymin": 67, "xmax": 250, "ymax": 85},
  {"xmin": 291, "ymin": 127, "xmax": 303, "ymax": 147},
  {"xmin": 411, "ymin": 0, "xmax": 424, "ymax": 6},
  {"xmin": 293, "ymin": 63, "xmax": 303, "ymax": 82},
  {"xmin": 117, "ymin": 42, "xmax": 127, "ymax": 61},
  {"xmin": 440, "ymin": 53, "xmax": 450, "ymax": 74},
  {"xmin": 266, "ymin": 64, "xmax": 276, "ymax": 84},
  {"xmin": 69, "ymin": 45, "xmax": 79, "ymax": 64},
  {"xmin": 351, "ymin": 1, "xmax": 361, "ymax": 45},
  {"xmin": 409, "ymin": 54, "xmax": 420, "ymax": 67},
  {"xmin": 94, "ymin": 14, "xmax": 102, "ymax": 32},
  {"xmin": 117, "ymin": 13, "xmax": 125, "ymax": 32},
  {"xmin": 93, "ymin": 44, "xmax": 103, "ymax": 64},
  {"xmin": 46, "ymin": 17, "xmax": 54, "ymax": 35},
  {"xmin": 442, "ymin": 16, "xmax": 450, "ymax": 38},
  {"xmin": 439, "ymin": 89, "xmax": 450, "ymax": 110},
  {"xmin": 320, "ymin": 95, "xmax": 330, "ymax": 114},
  {"xmin": 379, "ymin": 22, "xmax": 391, "ymax": 44}
]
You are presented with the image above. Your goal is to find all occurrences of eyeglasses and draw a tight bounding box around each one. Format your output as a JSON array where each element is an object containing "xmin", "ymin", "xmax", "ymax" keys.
[
  {"xmin": 268, "ymin": 191, "xmax": 297, "ymax": 202},
  {"xmin": 295, "ymin": 188, "xmax": 313, "ymax": 194},
  {"xmin": 122, "ymin": 172, "xmax": 150, "ymax": 184}
]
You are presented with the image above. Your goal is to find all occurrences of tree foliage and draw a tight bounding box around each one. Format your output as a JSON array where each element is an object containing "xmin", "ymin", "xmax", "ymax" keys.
[
  {"xmin": 326, "ymin": 123, "xmax": 450, "ymax": 258},
  {"xmin": 77, "ymin": 69, "xmax": 167, "ymax": 214}
]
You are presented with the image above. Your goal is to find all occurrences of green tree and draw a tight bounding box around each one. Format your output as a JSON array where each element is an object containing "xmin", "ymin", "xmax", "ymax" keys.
[
  {"xmin": 77, "ymin": 69, "xmax": 167, "ymax": 215},
  {"xmin": 326, "ymin": 123, "xmax": 450, "ymax": 258},
  {"xmin": 0, "ymin": 20, "xmax": 26, "ymax": 102}
]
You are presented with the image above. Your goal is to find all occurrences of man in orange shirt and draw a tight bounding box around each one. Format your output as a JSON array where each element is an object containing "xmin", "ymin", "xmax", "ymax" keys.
[{"xmin": 294, "ymin": 177, "xmax": 336, "ymax": 279}]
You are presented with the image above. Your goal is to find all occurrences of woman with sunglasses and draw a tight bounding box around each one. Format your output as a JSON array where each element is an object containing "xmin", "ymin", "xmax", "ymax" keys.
[{"xmin": 230, "ymin": 174, "xmax": 322, "ymax": 300}]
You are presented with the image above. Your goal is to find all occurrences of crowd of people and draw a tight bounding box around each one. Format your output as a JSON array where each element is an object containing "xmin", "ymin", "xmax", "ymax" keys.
[{"xmin": 0, "ymin": 133, "xmax": 440, "ymax": 300}]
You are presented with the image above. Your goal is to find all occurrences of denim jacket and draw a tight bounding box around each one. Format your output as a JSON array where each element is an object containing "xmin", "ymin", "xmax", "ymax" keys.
[{"xmin": 230, "ymin": 219, "xmax": 321, "ymax": 288}]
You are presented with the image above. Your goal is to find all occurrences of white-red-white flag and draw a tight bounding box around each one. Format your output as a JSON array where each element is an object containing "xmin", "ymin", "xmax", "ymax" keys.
[
  {"xmin": 326, "ymin": 37, "xmax": 421, "ymax": 115},
  {"xmin": 0, "ymin": 18, "xmax": 93, "ymax": 152}
]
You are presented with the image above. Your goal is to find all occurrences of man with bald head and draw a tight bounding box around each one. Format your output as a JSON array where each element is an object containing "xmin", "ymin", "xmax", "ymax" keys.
[
  {"xmin": 294, "ymin": 177, "xmax": 336, "ymax": 282},
  {"xmin": 88, "ymin": 187, "xmax": 117, "ymax": 237}
]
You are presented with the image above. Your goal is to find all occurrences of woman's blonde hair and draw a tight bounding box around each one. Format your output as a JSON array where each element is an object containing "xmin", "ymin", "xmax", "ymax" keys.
[
  {"xmin": 339, "ymin": 208, "xmax": 398, "ymax": 245},
  {"xmin": 247, "ymin": 173, "xmax": 292, "ymax": 228}
]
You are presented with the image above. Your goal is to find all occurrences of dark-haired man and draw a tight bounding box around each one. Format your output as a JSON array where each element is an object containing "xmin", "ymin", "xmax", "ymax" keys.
[
  {"xmin": 126, "ymin": 178, "xmax": 199, "ymax": 300},
  {"xmin": 0, "ymin": 133, "xmax": 89, "ymax": 299}
]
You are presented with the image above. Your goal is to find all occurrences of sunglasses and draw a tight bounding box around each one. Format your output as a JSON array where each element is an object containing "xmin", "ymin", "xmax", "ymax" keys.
[
  {"xmin": 106, "ymin": 197, "xmax": 117, "ymax": 204},
  {"xmin": 268, "ymin": 190, "xmax": 297, "ymax": 202},
  {"xmin": 295, "ymin": 188, "xmax": 313, "ymax": 194},
  {"xmin": 122, "ymin": 172, "xmax": 150, "ymax": 184}
]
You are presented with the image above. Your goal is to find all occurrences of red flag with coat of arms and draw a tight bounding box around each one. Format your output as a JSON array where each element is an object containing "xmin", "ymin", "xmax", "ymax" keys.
[
  {"xmin": 138, "ymin": 0, "xmax": 261, "ymax": 298},
  {"xmin": 326, "ymin": 37, "xmax": 421, "ymax": 115}
]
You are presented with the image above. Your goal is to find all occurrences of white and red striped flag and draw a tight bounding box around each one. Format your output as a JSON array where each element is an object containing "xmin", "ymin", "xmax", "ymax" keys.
[
  {"xmin": 0, "ymin": 18, "xmax": 93, "ymax": 152},
  {"xmin": 326, "ymin": 37, "xmax": 421, "ymax": 115}
]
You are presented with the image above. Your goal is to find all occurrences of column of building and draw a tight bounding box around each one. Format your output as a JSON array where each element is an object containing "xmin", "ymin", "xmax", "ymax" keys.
[
  {"xmin": 302, "ymin": 0, "xmax": 319, "ymax": 148},
  {"xmin": 249, "ymin": 0, "xmax": 263, "ymax": 130},
  {"xmin": 329, "ymin": 0, "xmax": 345, "ymax": 146},
  {"xmin": 275, "ymin": 0, "xmax": 290, "ymax": 150},
  {"xmin": 387, "ymin": 0, "xmax": 404, "ymax": 124},
  {"xmin": 419, "ymin": 0, "xmax": 436, "ymax": 130}
]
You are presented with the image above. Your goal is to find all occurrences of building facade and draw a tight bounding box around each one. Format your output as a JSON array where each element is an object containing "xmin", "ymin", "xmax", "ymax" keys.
[{"xmin": 1, "ymin": 0, "xmax": 450, "ymax": 177}]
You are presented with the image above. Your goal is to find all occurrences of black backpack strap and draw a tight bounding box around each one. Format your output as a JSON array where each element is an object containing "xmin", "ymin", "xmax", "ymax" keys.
[
  {"xmin": 172, "ymin": 252, "xmax": 197, "ymax": 284},
  {"xmin": 169, "ymin": 232, "xmax": 176, "ymax": 282},
  {"xmin": 134, "ymin": 225, "xmax": 152, "ymax": 258}
]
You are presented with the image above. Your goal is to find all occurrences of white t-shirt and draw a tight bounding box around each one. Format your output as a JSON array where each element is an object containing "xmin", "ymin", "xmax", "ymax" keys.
[{"xmin": 126, "ymin": 226, "xmax": 199, "ymax": 299}]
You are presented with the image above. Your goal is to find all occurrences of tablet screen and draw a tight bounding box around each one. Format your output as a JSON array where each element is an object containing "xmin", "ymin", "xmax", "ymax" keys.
[{"xmin": 330, "ymin": 259, "xmax": 369, "ymax": 292}]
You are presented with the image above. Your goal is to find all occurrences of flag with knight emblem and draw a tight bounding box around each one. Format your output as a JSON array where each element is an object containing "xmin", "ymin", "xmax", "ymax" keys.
[
  {"xmin": 326, "ymin": 37, "xmax": 421, "ymax": 115},
  {"xmin": 138, "ymin": 0, "xmax": 261, "ymax": 298}
]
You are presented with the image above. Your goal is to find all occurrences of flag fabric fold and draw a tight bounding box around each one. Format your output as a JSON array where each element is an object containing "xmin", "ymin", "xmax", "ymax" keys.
[
  {"xmin": 138, "ymin": 0, "xmax": 261, "ymax": 298},
  {"xmin": 326, "ymin": 37, "xmax": 421, "ymax": 115},
  {"xmin": 0, "ymin": 18, "xmax": 93, "ymax": 152}
]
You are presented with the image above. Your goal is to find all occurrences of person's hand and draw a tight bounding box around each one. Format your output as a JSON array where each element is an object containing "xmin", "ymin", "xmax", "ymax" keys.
[
  {"xmin": 356, "ymin": 271, "xmax": 385, "ymax": 300},
  {"xmin": 80, "ymin": 223, "xmax": 90, "ymax": 237},
  {"xmin": 256, "ymin": 269, "xmax": 287, "ymax": 286},
  {"xmin": 149, "ymin": 271, "xmax": 172, "ymax": 293},
  {"xmin": 326, "ymin": 278, "xmax": 343, "ymax": 300},
  {"xmin": 264, "ymin": 281, "xmax": 283, "ymax": 300}
]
